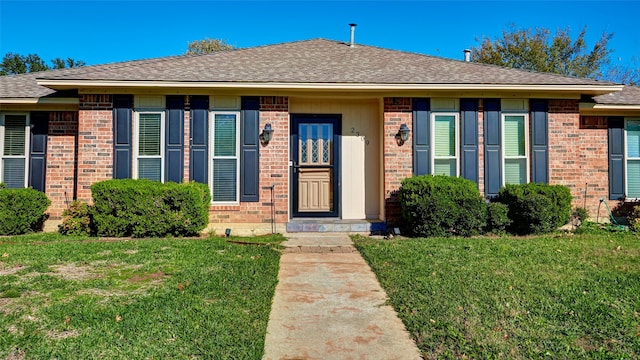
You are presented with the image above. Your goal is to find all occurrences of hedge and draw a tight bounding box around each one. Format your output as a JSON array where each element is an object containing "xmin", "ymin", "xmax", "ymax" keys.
[
  {"xmin": 91, "ymin": 179, "xmax": 211, "ymax": 238},
  {"xmin": 497, "ymin": 183, "xmax": 572, "ymax": 235},
  {"xmin": 399, "ymin": 175, "xmax": 487, "ymax": 237},
  {"xmin": 0, "ymin": 186, "xmax": 50, "ymax": 235}
]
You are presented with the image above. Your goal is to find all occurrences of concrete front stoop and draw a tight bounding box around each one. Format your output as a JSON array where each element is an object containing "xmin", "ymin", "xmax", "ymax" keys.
[{"xmin": 263, "ymin": 233, "xmax": 422, "ymax": 360}]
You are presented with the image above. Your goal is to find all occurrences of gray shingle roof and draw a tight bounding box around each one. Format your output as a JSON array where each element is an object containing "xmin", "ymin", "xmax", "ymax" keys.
[
  {"xmin": 593, "ymin": 85, "xmax": 640, "ymax": 105},
  {"xmin": 0, "ymin": 38, "xmax": 619, "ymax": 99},
  {"xmin": 39, "ymin": 39, "xmax": 611, "ymax": 85},
  {"xmin": 0, "ymin": 71, "xmax": 57, "ymax": 99}
]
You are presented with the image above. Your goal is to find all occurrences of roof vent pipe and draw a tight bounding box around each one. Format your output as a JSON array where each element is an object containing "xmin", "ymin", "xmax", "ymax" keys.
[
  {"xmin": 463, "ymin": 49, "xmax": 471, "ymax": 62},
  {"xmin": 349, "ymin": 23, "xmax": 357, "ymax": 47}
]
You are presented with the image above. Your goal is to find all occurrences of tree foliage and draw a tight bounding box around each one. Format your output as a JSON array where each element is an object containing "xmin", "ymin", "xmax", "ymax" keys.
[
  {"xmin": 471, "ymin": 25, "xmax": 613, "ymax": 79},
  {"xmin": 605, "ymin": 56, "xmax": 640, "ymax": 85},
  {"xmin": 0, "ymin": 52, "xmax": 85, "ymax": 75},
  {"xmin": 51, "ymin": 57, "xmax": 86, "ymax": 70},
  {"xmin": 186, "ymin": 38, "xmax": 234, "ymax": 55}
]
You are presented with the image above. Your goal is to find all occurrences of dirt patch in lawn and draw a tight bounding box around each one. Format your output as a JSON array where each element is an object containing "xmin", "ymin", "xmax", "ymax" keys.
[
  {"xmin": 0, "ymin": 263, "xmax": 25, "ymax": 276},
  {"xmin": 45, "ymin": 329, "xmax": 79, "ymax": 340},
  {"xmin": 51, "ymin": 264, "xmax": 99, "ymax": 281},
  {"xmin": 0, "ymin": 298, "xmax": 16, "ymax": 314},
  {"xmin": 127, "ymin": 271, "xmax": 166, "ymax": 283},
  {"xmin": 4, "ymin": 348, "xmax": 25, "ymax": 360}
]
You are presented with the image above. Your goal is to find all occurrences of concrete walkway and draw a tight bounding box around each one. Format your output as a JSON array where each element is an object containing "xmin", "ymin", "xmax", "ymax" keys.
[{"xmin": 263, "ymin": 233, "xmax": 422, "ymax": 360}]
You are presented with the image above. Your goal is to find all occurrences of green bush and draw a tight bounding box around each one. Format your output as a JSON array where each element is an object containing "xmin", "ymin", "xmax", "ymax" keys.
[
  {"xmin": 91, "ymin": 179, "xmax": 211, "ymax": 238},
  {"xmin": 627, "ymin": 205, "xmax": 640, "ymax": 232},
  {"xmin": 486, "ymin": 202, "xmax": 511, "ymax": 235},
  {"xmin": 0, "ymin": 187, "xmax": 50, "ymax": 235},
  {"xmin": 497, "ymin": 183, "xmax": 572, "ymax": 235},
  {"xmin": 58, "ymin": 200, "xmax": 94, "ymax": 236},
  {"xmin": 399, "ymin": 175, "xmax": 487, "ymax": 237}
]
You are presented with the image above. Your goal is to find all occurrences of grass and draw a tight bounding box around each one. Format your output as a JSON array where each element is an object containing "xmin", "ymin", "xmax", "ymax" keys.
[
  {"xmin": 354, "ymin": 229, "xmax": 640, "ymax": 359},
  {"xmin": 0, "ymin": 233, "xmax": 284, "ymax": 359}
]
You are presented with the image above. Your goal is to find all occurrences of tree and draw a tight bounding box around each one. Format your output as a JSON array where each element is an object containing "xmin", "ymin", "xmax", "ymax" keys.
[
  {"xmin": 604, "ymin": 56, "xmax": 640, "ymax": 85},
  {"xmin": 471, "ymin": 25, "xmax": 612, "ymax": 79},
  {"xmin": 0, "ymin": 53, "xmax": 85, "ymax": 75},
  {"xmin": 186, "ymin": 38, "xmax": 233, "ymax": 55},
  {"xmin": 51, "ymin": 57, "xmax": 86, "ymax": 69}
]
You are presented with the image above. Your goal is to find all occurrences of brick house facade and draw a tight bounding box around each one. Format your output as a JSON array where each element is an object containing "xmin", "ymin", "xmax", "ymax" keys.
[{"xmin": 1, "ymin": 39, "xmax": 638, "ymax": 233}]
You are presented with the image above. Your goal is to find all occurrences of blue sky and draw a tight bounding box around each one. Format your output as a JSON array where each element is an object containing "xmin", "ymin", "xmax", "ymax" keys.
[{"xmin": 1, "ymin": 0, "xmax": 639, "ymax": 69}]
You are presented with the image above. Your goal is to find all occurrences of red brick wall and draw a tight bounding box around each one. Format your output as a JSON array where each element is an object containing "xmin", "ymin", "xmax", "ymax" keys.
[
  {"xmin": 383, "ymin": 97, "xmax": 413, "ymax": 224},
  {"xmin": 477, "ymin": 100, "xmax": 486, "ymax": 196},
  {"xmin": 183, "ymin": 97, "xmax": 191, "ymax": 182},
  {"xmin": 45, "ymin": 112, "xmax": 77, "ymax": 219},
  {"xmin": 208, "ymin": 96, "xmax": 290, "ymax": 226},
  {"xmin": 548, "ymin": 99, "xmax": 610, "ymax": 216},
  {"xmin": 77, "ymin": 95, "xmax": 114, "ymax": 201}
]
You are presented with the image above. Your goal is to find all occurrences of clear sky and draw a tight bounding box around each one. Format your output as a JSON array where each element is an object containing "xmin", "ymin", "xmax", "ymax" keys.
[{"xmin": 1, "ymin": 0, "xmax": 639, "ymax": 69}]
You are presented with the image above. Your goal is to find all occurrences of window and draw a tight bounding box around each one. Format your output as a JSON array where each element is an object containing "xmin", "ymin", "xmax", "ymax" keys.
[
  {"xmin": 431, "ymin": 113, "xmax": 459, "ymax": 176},
  {"xmin": 210, "ymin": 112, "xmax": 240, "ymax": 203},
  {"xmin": 626, "ymin": 119, "xmax": 640, "ymax": 198},
  {"xmin": 502, "ymin": 114, "xmax": 529, "ymax": 185},
  {"xmin": 134, "ymin": 112, "xmax": 164, "ymax": 182},
  {"xmin": 0, "ymin": 113, "xmax": 29, "ymax": 188}
]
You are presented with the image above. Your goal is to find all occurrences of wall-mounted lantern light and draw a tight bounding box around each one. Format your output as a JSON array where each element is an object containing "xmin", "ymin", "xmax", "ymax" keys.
[
  {"xmin": 260, "ymin": 123, "xmax": 274, "ymax": 145},
  {"xmin": 395, "ymin": 123, "xmax": 410, "ymax": 146}
]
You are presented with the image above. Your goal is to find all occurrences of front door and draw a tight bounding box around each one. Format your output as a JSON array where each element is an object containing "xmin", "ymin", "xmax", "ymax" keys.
[{"xmin": 291, "ymin": 114, "xmax": 340, "ymax": 217}]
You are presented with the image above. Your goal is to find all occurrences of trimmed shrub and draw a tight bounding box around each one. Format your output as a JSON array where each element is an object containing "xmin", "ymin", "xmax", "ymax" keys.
[
  {"xmin": 497, "ymin": 183, "xmax": 572, "ymax": 235},
  {"xmin": 0, "ymin": 187, "xmax": 50, "ymax": 235},
  {"xmin": 399, "ymin": 175, "xmax": 487, "ymax": 237},
  {"xmin": 91, "ymin": 179, "xmax": 211, "ymax": 238},
  {"xmin": 627, "ymin": 205, "xmax": 640, "ymax": 232},
  {"xmin": 59, "ymin": 200, "xmax": 93, "ymax": 236},
  {"xmin": 486, "ymin": 202, "xmax": 511, "ymax": 235}
]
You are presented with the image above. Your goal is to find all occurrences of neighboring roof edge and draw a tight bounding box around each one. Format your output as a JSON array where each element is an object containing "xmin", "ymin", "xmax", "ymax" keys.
[{"xmin": 592, "ymin": 85, "xmax": 640, "ymax": 106}]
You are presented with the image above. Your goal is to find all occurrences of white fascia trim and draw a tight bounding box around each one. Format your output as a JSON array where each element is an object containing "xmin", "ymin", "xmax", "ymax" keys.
[
  {"xmin": 0, "ymin": 98, "xmax": 39, "ymax": 104},
  {"xmin": 36, "ymin": 79, "xmax": 624, "ymax": 93},
  {"xmin": 592, "ymin": 104, "xmax": 640, "ymax": 110}
]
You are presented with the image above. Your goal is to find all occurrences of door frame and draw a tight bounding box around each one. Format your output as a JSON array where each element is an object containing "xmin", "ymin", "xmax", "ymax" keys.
[{"xmin": 290, "ymin": 114, "xmax": 341, "ymax": 218}]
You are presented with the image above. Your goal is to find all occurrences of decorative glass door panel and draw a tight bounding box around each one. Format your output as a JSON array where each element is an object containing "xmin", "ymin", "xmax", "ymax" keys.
[{"xmin": 292, "ymin": 115, "xmax": 340, "ymax": 217}]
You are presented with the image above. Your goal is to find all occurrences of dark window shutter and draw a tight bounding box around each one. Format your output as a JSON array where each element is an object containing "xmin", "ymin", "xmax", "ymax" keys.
[
  {"xmin": 484, "ymin": 99, "xmax": 502, "ymax": 198},
  {"xmin": 240, "ymin": 97, "xmax": 260, "ymax": 202},
  {"xmin": 609, "ymin": 117, "xmax": 625, "ymax": 200},
  {"xmin": 113, "ymin": 95, "xmax": 133, "ymax": 179},
  {"xmin": 460, "ymin": 99, "xmax": 479, "ymax": 185},
  {"xmin": 530, "ymin": 100, "xmax": 549, "ymax": 184},
  {"xmin": 412, "ymin": 98, "xmax": 431, "ymax": 175},
  {"xmin": 28, "ymin": 112, "xmax": 48, "ymax": 192},
  {"xmin": 190, "ymin": 96, "xmax": 209, "ymax": 184},
  {"xmin": 165, "ymin": 96, "xmax": 184, "ymax": 183}
]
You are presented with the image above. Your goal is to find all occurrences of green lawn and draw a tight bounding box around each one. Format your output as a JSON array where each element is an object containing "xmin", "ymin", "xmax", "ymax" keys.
[
  {"xmin": 0, "ymin": 233, "xmax": 283, "ymax": 359},
  {"xmin": 354, "ymin": 230, "xmax": 640, "ymax": 359}
]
